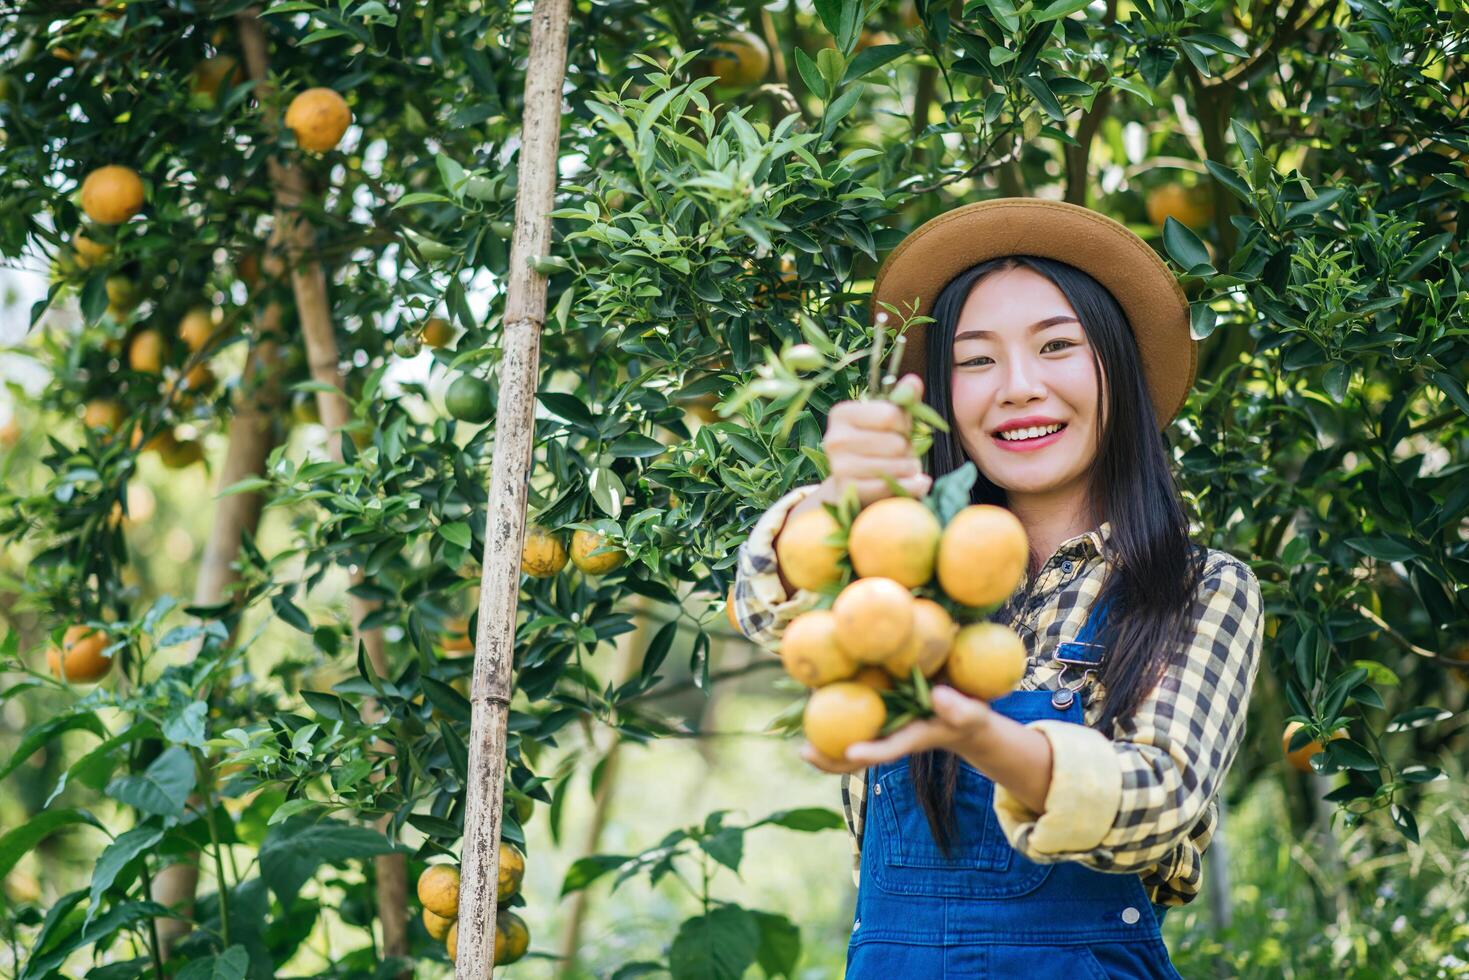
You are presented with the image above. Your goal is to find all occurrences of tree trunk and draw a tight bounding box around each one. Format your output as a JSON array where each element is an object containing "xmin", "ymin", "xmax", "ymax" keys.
[
  {"xmin": 152, "ymin": 302, "xmax": 286, "ymax": 950},
  {"xmin": 235, "ymin": 8, "xmax": 407, "ymax": 964},
  {"xmin": 457, "ymin": 0, "xmax": 572, "ymax": 975}
]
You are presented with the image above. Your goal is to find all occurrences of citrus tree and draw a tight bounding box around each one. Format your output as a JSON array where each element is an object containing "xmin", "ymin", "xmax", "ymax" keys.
[{"xmin": 2, "ymin": 0, "xmax": 1467, "ymax": 977}]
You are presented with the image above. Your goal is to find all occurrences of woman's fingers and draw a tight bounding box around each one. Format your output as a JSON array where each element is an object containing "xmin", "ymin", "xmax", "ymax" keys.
[
  {"xmin": 829, "ymin": 398, "xmax": 910, "ymax": 434},
  {"xmin": 824, "ymin": 428, "xmax": 911, "ymax": 457},
  {"xmin": 829, "ymin": 453, "xmax": 921, "ymax": 481},
  {"xmin": 801, "ymin": 742, "xmax": 866, "ymax": 774}
]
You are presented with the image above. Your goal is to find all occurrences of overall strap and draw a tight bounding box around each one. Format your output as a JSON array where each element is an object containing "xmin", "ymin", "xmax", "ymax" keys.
[{"xmin": 1049, "ymin": 589, "xmax": 1121, "ymax": 711}]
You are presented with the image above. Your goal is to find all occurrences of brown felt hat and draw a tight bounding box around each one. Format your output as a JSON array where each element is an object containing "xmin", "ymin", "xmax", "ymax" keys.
[{"xmin": 869, "ymin": 198, "xmax": 1197, "ymax": 429}]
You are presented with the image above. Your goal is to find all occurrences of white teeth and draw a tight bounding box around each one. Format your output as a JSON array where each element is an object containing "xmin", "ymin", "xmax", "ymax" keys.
[{"xmin": 998, "ymin": 423, "xmax": 1063, "ymax": 441}]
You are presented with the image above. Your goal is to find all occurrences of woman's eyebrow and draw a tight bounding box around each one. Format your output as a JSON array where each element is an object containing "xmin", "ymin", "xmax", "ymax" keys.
[{"xmin": 954, "ymin": 315, "xmax": 1079, "ymax": 341}]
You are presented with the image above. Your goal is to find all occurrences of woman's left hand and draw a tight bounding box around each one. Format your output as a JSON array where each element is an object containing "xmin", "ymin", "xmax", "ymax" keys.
[{"xmin": 800, "ymin": 685, "xmax": 995, "ymax": 772}]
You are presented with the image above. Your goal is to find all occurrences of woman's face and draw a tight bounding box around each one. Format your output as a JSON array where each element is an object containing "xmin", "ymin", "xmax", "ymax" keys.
[{"xmin": 948, "ymin": 265, "xmax": 1106, "ymax": 498}]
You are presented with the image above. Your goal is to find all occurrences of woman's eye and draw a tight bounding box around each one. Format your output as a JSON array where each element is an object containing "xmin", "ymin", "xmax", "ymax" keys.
[
  {"xmin": 958, "ymin": 340, "xmax": 1074, "ymax": 366},
  {"xmin": 1042, "ymin": 339, "xmax": 1075, "ymax": 353}
]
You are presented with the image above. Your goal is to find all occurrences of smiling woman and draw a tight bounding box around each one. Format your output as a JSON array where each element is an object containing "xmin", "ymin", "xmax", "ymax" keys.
[{"xmin": 732, "ymin": 198, "xmax": 1263, "ymax": 979}]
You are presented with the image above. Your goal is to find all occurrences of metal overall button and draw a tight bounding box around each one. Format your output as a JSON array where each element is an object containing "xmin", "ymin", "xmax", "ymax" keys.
[{"xmin": 1121, "ymin": 907, "xmax": 1141, "ymax": 925}]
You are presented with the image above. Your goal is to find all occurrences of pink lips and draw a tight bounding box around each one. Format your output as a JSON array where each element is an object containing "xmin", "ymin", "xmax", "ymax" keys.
[{"xmin": 991, "ymin": 423, "xmax": 1067, "ymax": 452}]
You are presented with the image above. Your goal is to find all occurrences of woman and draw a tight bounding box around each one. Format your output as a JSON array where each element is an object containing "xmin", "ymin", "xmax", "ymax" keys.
[{"xmin": 733, "ymin": 199, "xmax": 1263, "ymax": 978}]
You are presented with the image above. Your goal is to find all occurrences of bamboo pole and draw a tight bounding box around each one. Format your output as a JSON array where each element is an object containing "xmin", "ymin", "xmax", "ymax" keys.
[
  {"xmin": 457, "ymin": 0, "xmax": 572, "ymax": 975},
  {"xmin": 235, "ymin": 9, "xmax": 408, "ymax": 962}
]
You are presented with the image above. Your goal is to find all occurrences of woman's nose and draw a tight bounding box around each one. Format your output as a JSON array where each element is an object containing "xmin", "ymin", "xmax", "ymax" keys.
[{"xmin": 997, "ymin": 356, "xmax": 1047, "ymax": 405}]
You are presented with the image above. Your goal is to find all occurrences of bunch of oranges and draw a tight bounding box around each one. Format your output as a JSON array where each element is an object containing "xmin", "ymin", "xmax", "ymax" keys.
[
  {"xmin": 416, "ymin": 842, "xmax": 530, "ymax": 966},
  {"xmin": 775, "ymin": 489, "xmax": 1031, "ymax": 759}
]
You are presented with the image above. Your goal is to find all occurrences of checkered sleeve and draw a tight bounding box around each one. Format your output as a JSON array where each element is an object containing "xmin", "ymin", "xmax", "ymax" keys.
[
  {"xmin": 994, "ymin": 555, "xmax": 1263, "ymax": 877},
  {"xmin": 731, "ymin": 483, "xmax": 826, "ymax": 650}
]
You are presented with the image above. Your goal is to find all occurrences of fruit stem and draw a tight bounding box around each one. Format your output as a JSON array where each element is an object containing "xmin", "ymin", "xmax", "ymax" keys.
[{"xmin": 867, "ymin": 316, "xmax": 888, "ymax": 394}]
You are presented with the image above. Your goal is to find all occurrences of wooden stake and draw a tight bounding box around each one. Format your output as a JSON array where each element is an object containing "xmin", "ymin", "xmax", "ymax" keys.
[{"xmin": 458, "ymin": 0, "xmax": 571, "ymax": 975}]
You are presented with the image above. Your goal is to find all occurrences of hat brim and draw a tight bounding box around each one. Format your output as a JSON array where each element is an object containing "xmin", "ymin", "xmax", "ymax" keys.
[{"xmin": 870, "ymin": 198, "xmax": 1196, "ymax": 430}]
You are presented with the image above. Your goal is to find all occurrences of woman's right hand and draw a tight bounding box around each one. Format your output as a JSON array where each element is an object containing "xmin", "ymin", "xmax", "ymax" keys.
[{"xmin": 795, "ymin": 373, "xmax": 932, "ymax": 518}]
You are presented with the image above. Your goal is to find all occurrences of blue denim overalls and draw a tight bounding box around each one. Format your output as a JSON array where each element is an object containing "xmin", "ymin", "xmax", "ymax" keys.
[{"xmin": 846, "ymin": 593, "xmax": 1184, "ymax": 979}]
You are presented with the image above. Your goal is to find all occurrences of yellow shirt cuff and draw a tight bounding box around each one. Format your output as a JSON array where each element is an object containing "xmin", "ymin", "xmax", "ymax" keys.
[{"xmin": 993, "ymin": 719, "xmax": 1123, "ymax": 856}]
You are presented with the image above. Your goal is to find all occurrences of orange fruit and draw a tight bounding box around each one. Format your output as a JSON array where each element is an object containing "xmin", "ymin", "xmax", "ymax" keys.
[
  {"xmin": 285, "ymin": 87, "xmax": 351, "ymax": 152},
  {"xmin": 494, "ymin": 908, "xmax": 530, "ymax": 965},
  {"xmin": 445, "ymin": 920, "xmax": 458, "ymax": 958},
  {"xmin": 1146, "ymin": 183, "xmax": 1214, "ymax": 230},
  {"xmin": 72, "ymin": 232, "xmax": 112, "ymax": 268},
  {"xmin": 520, "ymin": 525, "xmax": 567, "ymax": 577},
  {"xmin": 47, "ymin": 626, "xmax": 114, "ymax": 683},
  {"xmin": 570, "ymin": 529, "xmax": 626, "ymax": 575},
  {"xmin": 441, "ymin": 616, "xmax": 474, "ymax": 652},
  {"xmin": 1282, "ymin": 721, "xmax": 1346, "ymax": 773},
  {"xmin": 106, "ymin": 275, "xmax": 142, "ymax": 314},
  {"xmin": 847, "ymin": 496, "xmax": 941, "ymax": 587},
  {"xmin": 83, "ymin": 399, "xmax": 125, "ymax": 432},
  {"xmin": 180, "ymin": 364, "xmax": 215, "ymax": 396},
  {"xmin": 178, "ymin": 307, "xmax": 213, "ymax": 351},
  {"xmin": 936, "ymin": 505, "xmax": 1028, "ymax": 608},
  {"xmin": 422, "ymin": 316, "xmax": 456, "ymax": 348},
  {"xmin": 832, "ymin": 576, "xmax": 914, "ymax": 666},
  {"xmin": 189, "ymin": 55, "xmax": 242, "ymax": 104},
  {"xmin": 159, "ymin": 436, "xmax": 204, "ymax": 469},
  {"xmin": 699, "ymin": 30, "xmax": 770, "ymax": 90},
  {"xmin": 803, "ymin": 681, "xmax": 886, "ymax": 759},
  {"xmin": 128, "ymin": 329, "xmax": 164, "ymax": 373},
  {"xmin": 422, "ymin": 908, "xmax": 453, "ymax": 942},
  {"xmin": 725, "ymin": 585, "xmax": 742, "ymax": 635},
  {"xmin": 81, "ymin": 165, "xmax": 144, "ymax": 224},
  {"xmin": 497, "ymin": 841, "xmax": 525, "ymax": 902},
  {"xmin": 416, "ymin": 864, "xmax": 460, "ymax": 919},
  {"xmin": 853, "ymin": 666, "xmax": 894, "ymax": 692},
  {"xmin": 774, "ymin": 506, "xmax": 845, "ymax": 591},
  {"xmin": 945, "ymin": 623, "xmax": 1026, "ymax": 700},
  {"xmin": 884, "ymin": 598, "xmax": 955, "ymax": 679},
  {"xmin": 780, "ymin": 610, "xmax": 858, "ymax": 688},
  {"xmin": 0, "ymin": 417, "xmax": 19, "ymax": 448}
]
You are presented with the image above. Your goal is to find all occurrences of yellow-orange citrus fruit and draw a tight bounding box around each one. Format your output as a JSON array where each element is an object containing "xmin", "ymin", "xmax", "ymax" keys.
[
  {"xmin": 725, "ymin": 585, "xmax": 743, "ymax": 635},
  {"xmin": 847, "ymin": 496, "xmax": 941, "ymax": 588},
  {"xmin": 127, "ymin": 329, "xmax": 164, "ymax": 373},
  {"xmin": 445, "ymin": 920, "xmax": 457, "ymax": 959},
  {"xmin": 81, "ymin": 165, "xmax": 144, "ymax": 225},
  {"xmin": 945, "ymin": 623, "xmax": 1026, "ymax": 701},
  {"xmin": 1282, "ymin": 721, "xmax": 1346, "ymax": 773},
  {"xmin": 106, "ymin": 275, "xmax": 142, "ymax": 314},
  {"xmin": 181, "ymin": 364, "xmax": 215, "ymax": 396},
  {"xmin": 832, "ymin": 576, "xmax": 914, "ymax": 666},
  {"xmin": 780, "ymin": 610, "xmax": 858, "ymax": 688},
  {"xmin": 521, "ymin": 525, "xmax": 568, "ymax": 577},
  {"xmin": 803, "ymin": 681, "xmax": 886, "ymax": 760},
  {"xmin": 497, "ymin": 841, "xmax": 525, "ymax": 902},
  {"xmin": 570, "ymin": 529, "xmax": 626, "ymax": 575},
  {"xmin": 1146, "ymin": 183, "xmax": 1214, "ymax": 230},
  {"xmin": 700, "ymin": 30, "xmax": 770, "ymax": 90},
  {"xmin": 73, "ymin": 232, "xmax": 112, "ymax": 268},
  {"xmin": 159, "ymin": 437, "xmax": 204, "ymax": 469},
  {"xmin": 936, "ymin": 505, "xmax": 1028, "ymax": 608},
  {"xmin": 178, "ymin": 307, "xmax": 213, "ymax": 351},
  {"xmin": 0, "ymin": 417, "xmax": 19, "ymax": 448},
  {"xmin": 441, "ymin": 616, "xmax": 473, "ymax": 652},
  {"xmin": 884, "ymin": 598, "xmax": 956, "ymax": 679},
  {"xmin": 422, "ymin": 316, "xmax": 456, "ymax": 348},
  {"xmin": 416, "ymin": 864, "xmax": 461, "ymax": 919},
  {"xmin": 285, "ymin": 87, "xmax": 351, "ymax": 152},
  {"xmin": 853, "ymin": 665, "xmax": 894, "ymax": 692},
  {"xmin": 83, "ymin": 399, "xmax": 125, "ymax": 432},
  {"xmin": 422, "ymin": 908, "xmax": 453, "ymax": 942},
  {"xmin": 774, "ymin": 506, "xmax": 844, "ymax": 591},
  {"xmin": 494, "ymin": 909, "xmax": 530, "ymax": 965},
  {"xmin": 190, "ymin": 55, "xmax": 241, "ymax": 103},
  {"xmin": 47, "ymin": 626, "xmax": 113, "ymax": 683}
]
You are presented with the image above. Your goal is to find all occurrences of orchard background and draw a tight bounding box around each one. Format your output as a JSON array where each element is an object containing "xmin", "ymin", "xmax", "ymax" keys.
[{"xmin": 2, "ymin": 0, "xmax": 1468, "ymax": 977}]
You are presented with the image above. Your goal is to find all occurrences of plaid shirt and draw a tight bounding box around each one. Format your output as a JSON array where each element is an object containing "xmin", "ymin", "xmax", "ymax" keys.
[{"xmin": 733, "ymin": 484, "xmax": 1264, "ymax": 907}]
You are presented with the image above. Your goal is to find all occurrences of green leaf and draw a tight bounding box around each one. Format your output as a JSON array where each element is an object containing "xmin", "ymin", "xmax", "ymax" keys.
[
  {"xmin": 669, "ymin": 905, "xmax": 761, "ymax": 980},
  {"xmin": 105, "ymin": 747, "xmax": 196, "ymax": 818},
  {"xmin": 1034, "ymin": 0, "xmax": 1093, "ymax": 20},
  {"xmin": 438, "ymin": 521, "xmax": 472, "ymax": 549},
  {"xmin": 1430, "ymin": 371, "xmax": 1469, "ymax": 417},
  {"xmin": 162, "ymin": 702, "xmax": 208, "ymax": 748},
  {"xmin": 87, "ymin": 826, "xmax": 164, "ymax": 923},
  {"xmin": 560, "ymin": 854, "xmax": 632, "ymax": 896},
  {"xmin": 1162, "ymin": 217, "xmax": 1213, "ymax": 273},
  {"xmin": 753, "ymin": 911, "xmax": 801, "ymax": 979},
  {"xmin": 843, "ymin": 43, "xmax": 907, "ymax": 83},
  {"xmin": 1, "ymin": 712, "xmax": 108, "ymax": 782},
  {"xmin": 258, "ymin": 818, "xmax": 399, "ymax": 908},
  {"xmin": 0, "ymin": 808, "xmax": 103, "ymax": 880},
  {"xmin": 793, "ymin": 48, "xmax": 827, "ymax": 101},
  {"xmin": 700, "ymin": 827, "xmax": 744, "ymax": 872},
  {"xmin": 1284, "ymin": 187, "xmax": 1347, "ymax": 223},
  {"xmin": 175, "ymin": 946, "xmax": 250, "ymax": 980},
  {"xmin": 1344, "ymin": 537, "xmax": 1417, "ymax": 562},
  {"xmin": 758, "ymin": 807, "xmax": 845, "ymax": 832}
]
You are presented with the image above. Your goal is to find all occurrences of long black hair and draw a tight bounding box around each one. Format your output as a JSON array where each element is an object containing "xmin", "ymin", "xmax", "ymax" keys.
[{"xmin": 908, "ymin": 255, "xmax": 1207, "ymax": 857}]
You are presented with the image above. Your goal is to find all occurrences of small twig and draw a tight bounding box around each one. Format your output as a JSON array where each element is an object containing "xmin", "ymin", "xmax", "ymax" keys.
[{"xmin": 1353, "ymin": 602, "xmax": 1465, "ymax": 666}]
